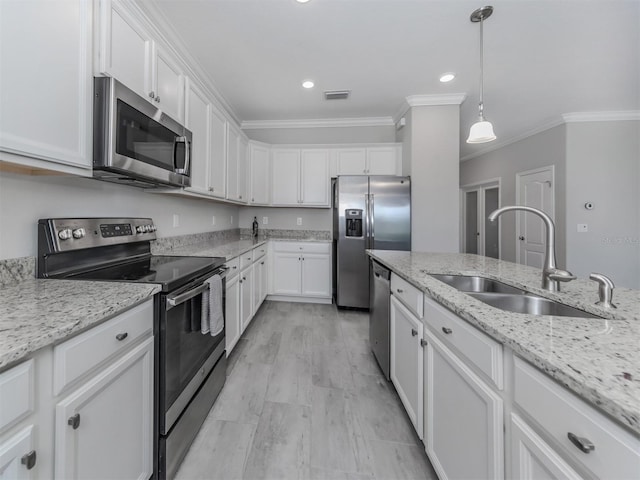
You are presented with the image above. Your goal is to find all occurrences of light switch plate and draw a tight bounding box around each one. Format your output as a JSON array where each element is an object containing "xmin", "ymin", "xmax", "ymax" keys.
[
  {"xmin": 211, "ymin": 215, "xmax": 216, "ymax": 226},
  {"xmin": 577, "ymin": 223, "xmax": 588, "ymax": 232},
  {"xmin": 297, "ymin": 217, "xmax": 302, "ymax": 226},
  {"xmin": 173, "ymin": 214, "xmax": 179, "ymax": 228},
  {"xmin": 262, "ymin": 217, "xmax": 268, "ymax": 225}
]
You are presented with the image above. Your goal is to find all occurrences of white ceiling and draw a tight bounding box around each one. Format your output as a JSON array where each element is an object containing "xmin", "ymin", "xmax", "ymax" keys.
[{"xmin": 147, "ymin": 0, "xmax": 640, "ymax": 158}]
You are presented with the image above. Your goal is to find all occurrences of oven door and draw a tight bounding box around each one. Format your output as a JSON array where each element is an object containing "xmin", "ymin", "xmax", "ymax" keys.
[{"xmin": 159, "ymin": 268, "xmax": 227, "ymax": 434}]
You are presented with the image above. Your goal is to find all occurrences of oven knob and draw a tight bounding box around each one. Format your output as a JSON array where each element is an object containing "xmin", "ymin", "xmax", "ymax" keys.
[
  {"xmin": 72, "ymin": 228, "xmax": 86, "ymax": 239},
  {"xmin": 136, "ymin": 225, "xmax": 145, "ymax": 234},
  {"xmin": 58, "ymin": 228, "xmax": 72, "ymax": 240},
  {"xmin": 150, "ymin": 225, "xmax": 157, "ymax": 232},
  {"xmin": 145, "ymin": 225, "xmax": 152, "ymax": 232}
]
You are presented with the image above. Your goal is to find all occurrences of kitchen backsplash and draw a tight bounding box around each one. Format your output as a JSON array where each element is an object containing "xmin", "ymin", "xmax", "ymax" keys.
[
  {"xmin": 150, "ymin": 228, "xmax": 241, "ymax": 253},
  {"xmin": 0, "ymin": 256, "xmax": 35, "ymax": 286},
  {"xmin": 239, "ymin": 228, "xmax": 331, "ymax": 240}
]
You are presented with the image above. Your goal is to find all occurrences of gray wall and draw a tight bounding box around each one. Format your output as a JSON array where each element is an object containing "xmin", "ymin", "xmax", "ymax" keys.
[
  {"xmin": 460, "ymin": 124, "xmax": 567, "ymax": 267},
  {"xmin": 398, "ymin": 105, "xmax": 460, "ymax": 252},
  {"xmin": 244, "ymin": 125, "xmax": 395, "ymax": 144},
  {"xmin": 565, "ymin": 120, "xmax": 640, "ymax": 288},
  {"xmin": 0, "ymin": 171, "xmax": 239, "ymax": 259},
  {"xmin": 239, "ymin": 206, "xmax": 332, "ymax": 231}
]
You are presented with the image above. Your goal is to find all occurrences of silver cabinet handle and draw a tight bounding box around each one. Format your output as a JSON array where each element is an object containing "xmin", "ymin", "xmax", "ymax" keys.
[
  {"xmin": 21, "ymin": 451, "xmax": 36, "ymax": 470},
  {"xmin": 420, "ymin": 339, "xmax": 427, "ymax": 347},
  {"xmin": 411, "ymin": 328, "xmax": 418, "ymax": 336},
  {"xmin": 396, "ymin": 288, "xmax": 403, "ymax": 293},
  {"xmin": 116, "ymin": 332, "xmax": 128, "ymax": 341},
  {"xmin": 68, "ymin": 413, "xmax": 80, "ymax": 430},
  {"xmin": 567, "ymin": 432, "xmax": 595, "ymax": 453},
  {"xmin": 442, "ymin": 327, "xmax": 453, "ymax": 335},
  {"xmin": 155, "ymin": 96, "xmax": 161, "ymax": 103},
  {"xmin": 519, "ymin": 236, "xmax": 525, "ymax": 241},
  {"xmin": 149, "ymin": 91, "xmax": 155, "ymax": 99},
  {"xmin": 261, "ymin": 261, "xmax": 264, "ymax": 265}
]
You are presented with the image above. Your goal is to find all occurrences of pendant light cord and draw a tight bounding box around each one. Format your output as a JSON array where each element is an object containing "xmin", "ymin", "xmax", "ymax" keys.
[{"xmin": 479, "ymin": 14, "xmax": 484, "ymax": 119}]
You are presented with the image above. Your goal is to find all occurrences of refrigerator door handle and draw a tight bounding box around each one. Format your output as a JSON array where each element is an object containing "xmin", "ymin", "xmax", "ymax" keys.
[
  {"xmin": 364, "ymin": 193, "xmax": 370, "ymax": 248},
  {"xmin": 370, "ymin": 193, "xmax": 375, "ymax": 247}
]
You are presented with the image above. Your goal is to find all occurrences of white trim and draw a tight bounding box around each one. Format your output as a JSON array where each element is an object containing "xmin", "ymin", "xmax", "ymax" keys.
[
  {"xmin": 562, "ymin": 111, "xmax": 640, "ymax": 123},
  {"xmin": 460, "ymin": 178, "xmax": 502, "ymax": 259},
  {"xmin": 406, "ymin": 93, "xmax": 467, "ymax": 107},
  {"xmin": 241, "ymin": 117, "xmax": 394, "ymax": 130}
]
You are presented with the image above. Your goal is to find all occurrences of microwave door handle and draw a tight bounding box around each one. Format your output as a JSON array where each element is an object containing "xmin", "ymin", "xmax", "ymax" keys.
[{"xmin": 173, "ymin": 136, "xmax": 190, "ymax": 175}]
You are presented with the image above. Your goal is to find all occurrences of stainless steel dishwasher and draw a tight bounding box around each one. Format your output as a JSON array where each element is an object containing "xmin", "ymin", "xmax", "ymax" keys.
[{"xmin": 370, "ymin": 260, "xmax": 391, "ymax": 380}]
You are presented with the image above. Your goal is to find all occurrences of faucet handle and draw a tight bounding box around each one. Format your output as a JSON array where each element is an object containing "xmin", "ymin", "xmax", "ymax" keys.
[
  {"xmin": 589, "ymin": 273, "xmax": 617, "ymax": 309},
  {"xmin": 548, "ymin": 269, "xmax": 577, "ymax": 282}
]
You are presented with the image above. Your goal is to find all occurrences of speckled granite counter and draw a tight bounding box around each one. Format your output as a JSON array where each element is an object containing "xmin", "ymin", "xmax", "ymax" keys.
[
  {"xmin": 0, "ymin": 279, "xmax": 160, "ymax": 371},
  {"xmin": 367, "ymin": 250, "xmax": 640, "ymax": 435}
]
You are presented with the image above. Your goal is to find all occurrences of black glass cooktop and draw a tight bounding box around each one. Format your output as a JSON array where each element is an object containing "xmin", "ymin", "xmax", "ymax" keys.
[{"xmin": 70, "ymin": 255, "xmax": 224, "ymax": 292}]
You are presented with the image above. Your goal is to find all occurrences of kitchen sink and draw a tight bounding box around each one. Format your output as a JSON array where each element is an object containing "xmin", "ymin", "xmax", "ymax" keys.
[
  {"xmin": 429, "ymin": 274, "xmax": 526, "ymax": 294},
  {"xmin": 467, "ymin": 292, "xmax": 601, "ymax": 319}
]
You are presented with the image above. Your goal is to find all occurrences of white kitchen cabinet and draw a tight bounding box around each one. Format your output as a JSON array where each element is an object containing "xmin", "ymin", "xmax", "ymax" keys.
[
  {"xmin": 271, "ymin": 149, "xmax": 330, "ymax": 207},
  {"xmin": 510, "ymin": 413, "xmax": 582, "ymax": 480},
  {"xmin": 301, "ymin": 149, "xmax": 330, "ymax": 205},
  {"xmin": 366, "ymin": 146, "xmax": 399, "ymax": 175},
  {"xmin": 0, "ymin": 426, "xmax": 35, "ymax": 480},
  {"xmin": 239, "ymin": 265, "xmax": 254, "ymax": 333},
  {"xmin": 153, "ymin": 44, "xmax": 184, "ymax": 123},
  {"xmin": 209, "ymin": 104, "xmax": 227, "ymax": 198},
  {"xmin": 259, "ymin": 255, "xmax": 268, "ymax": 303},
  {"xmin": 271, "ymin": 252, "xmax": 302, "ymax": 296},
  {"xmin": 250, "ymin": 143, "xmax": 270, "ymax": 205},
  {"xmin": 335, "ymin": 146, "xmax": 400, "ymax": 176},
  {"xmin": 300, "ymin": 254, "xmax": 331, "ymax": 297},
  {"xmin": 253, "ymin": 260, "xmax": 263, "ymax": 314},
  {"xmin": 424, "ymin": 331, "xmax": 503, "ymax": 480},
  {"xmin": 238, "ymin": 137, "xmax": 249, "ymax": 203},
  {"xmin": 54, "ymin": 337, "xmax": 153, "ymax": 480},
  {"xmin": 271, "ymin": 242, "xmax": 331, "ymax": 300},
  {"xmin": 225, "ymin": 274, "xmax": 241, "ymax": 355},
  {"xmin": 390, "ymin": 295, "xmax": 424, "ymax": 439},
  {"xmin": 226, "ymin": 124, "xmax": 248, "ymax": 203},
  {"xmin": 335, "ymin": 148, "xmax": 367, "ymax": 175},
  {"xmin": 185, "ymin": 79, "xmax": 211, "ymax": 195},
  {"xmin": 271, "ymin": 149, "xmax": 301, "ymax": 205},
  {"xmin": 0, "ymin": 0, "xmax": 92, "ymax": 173}
]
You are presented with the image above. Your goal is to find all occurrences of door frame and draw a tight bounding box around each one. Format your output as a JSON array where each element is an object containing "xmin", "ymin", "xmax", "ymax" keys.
[
  {"xmin": 460, "ymin": 177, "xmax": 502, "ymax": 257},
  {"xmin": 515, "ymin": 165, "xmax": 555, "ymax": 265}
]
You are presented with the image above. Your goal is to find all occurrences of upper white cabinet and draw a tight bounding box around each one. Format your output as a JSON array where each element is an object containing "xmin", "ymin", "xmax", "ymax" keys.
[
  {"xmin": 271, "ymin": 149, "xmax": 330, "ymax": 207},
  {"xmin": 249, "ymin": 143, "xmax": 270, "ymax": 205},
  {"xmin": 0, "ymin": 0, "xmax": 92, "ymax": 173},
  {"xmin": 153, "ymin": 44, "xmax": 185, "ymax": 123},
  {"xmin": 336, "ymin": 145, "xmax": 400, "ymax": 176},
  {"xmin": 226, "ymin": 124, "xmax": 248, "ymax": 203},
  {"xmin": 335, "ymin": 148, "xmax": 366, "ymax": 175},
  {"xmin": 209, "ymin": 104, "xmax": 228, "ymax": 198},
  {"xmin": 185, "ymin": 79, "xmax": 210, "ymax": 195}
]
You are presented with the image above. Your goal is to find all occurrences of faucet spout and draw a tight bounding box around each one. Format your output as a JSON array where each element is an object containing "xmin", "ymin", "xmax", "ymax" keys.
[{"xmin": 488, "ymin": 205, "xmax": 576, "ymax": 291}]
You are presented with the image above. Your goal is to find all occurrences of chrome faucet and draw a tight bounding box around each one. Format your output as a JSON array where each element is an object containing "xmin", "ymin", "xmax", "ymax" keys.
[{"xmin": 488, "ymin": 206, "xmax": 576, "ymax": 291}]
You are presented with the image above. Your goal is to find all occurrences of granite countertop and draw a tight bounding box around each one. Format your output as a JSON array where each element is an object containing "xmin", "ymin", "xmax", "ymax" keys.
[
  {"xmin": 367, "ymin": 250, "xmax": 640, "ymax": 435},
  {"xmin": 0, "ymin": 279, "xmax": 160, "ymax": 371}
]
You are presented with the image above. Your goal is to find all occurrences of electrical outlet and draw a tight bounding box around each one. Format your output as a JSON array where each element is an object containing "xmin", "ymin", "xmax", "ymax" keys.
[
  {"xmin": 577, "ymin": 223, "xmax": 588, "ymax": 232},
  {"xmin": 230, "ymin": 215, "xmax": 233, "ymax": 224},
  {"xmin": 297, "ymin": 217, "xmax": 302, "ymax": 226},
  {"xmin": 172, "ymin": 214, "xmax": 179, "ymax": 228},
  {"xmin": 262, "ymin": 216, "xmax": 268, "ymax": 225},
  {"xmin": 211, "ymin": 215, "xmax": 216, "ymax": 226}
]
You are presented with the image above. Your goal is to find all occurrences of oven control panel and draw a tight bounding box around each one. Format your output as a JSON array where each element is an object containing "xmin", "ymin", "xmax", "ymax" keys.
[{"xmin": 39, "ymin": 218, "xmax": 157, "ymax": 252}]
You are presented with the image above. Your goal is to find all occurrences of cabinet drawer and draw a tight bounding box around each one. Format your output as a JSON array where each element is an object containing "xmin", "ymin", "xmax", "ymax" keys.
[
  {"xmin": 391, "ymin": 274, "xmax": 423, "ymax": 318},
  {"xmin": 0, "ymin": 360, "xmax": 34, "ymax": 432},
  {"xmin": 423, "ymin": 297, "xmax": 503, "ymax": 389},
  {"xmin": 53, "ymin": 300, "xmax": 153, "ymax": 395},
  {"xmin": 240, "ymin": 250, "xmax": 254, "ymax": 269},
  {"xmin": 225, "ymin": 257, "xmax": 240, "ymax": 279},
  {"xmin": 513, "ymin": 356, "xmax": 640, "ymax": 479},
  {"xmin": 252, "ymin": 244, "xmax": 267, "ymax": 262},
  {"xmin": 272, "ymin": 241, "xmax": 330, "ymax": 254}
]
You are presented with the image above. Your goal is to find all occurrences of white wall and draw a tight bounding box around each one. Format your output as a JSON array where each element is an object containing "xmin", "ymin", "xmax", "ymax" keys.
[
  {"xmin": 0, "ymin": 171, "xmax": 239, "ymax": 259},
  {"xmin": 244, "ymin": 125, "xmax": 395, "ymax": 144},
  {"xmin": 565, "ymin": 120, "xmax": 640, "ymax": 288},
  {"xmin": 239, "ymin": 206, "xmax": 332, "ymax": 231},
  {"xmin": 460, "ymin": 124, "xmax": 567, "ymax": 266}
]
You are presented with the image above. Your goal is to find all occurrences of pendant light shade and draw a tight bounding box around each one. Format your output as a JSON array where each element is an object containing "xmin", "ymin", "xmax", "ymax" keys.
[{"xmin": 467, "ymin": 6, "xmax": 496, "ymax": 144}]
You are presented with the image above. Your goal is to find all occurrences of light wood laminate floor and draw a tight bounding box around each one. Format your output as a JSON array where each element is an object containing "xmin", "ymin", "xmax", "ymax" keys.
[{"xmin": 176, "ymin": 301, "xmax": 437, "ymax": 480}]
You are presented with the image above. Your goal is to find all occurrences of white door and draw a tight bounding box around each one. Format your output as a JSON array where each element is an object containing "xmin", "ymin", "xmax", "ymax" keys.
[
  {"xmin": 336, "ymin": 148, "xmax": 367, "ymax": 175},
  {"xmin": 250, "ymin": 144, "xmax": 270, "ymax": 204},
  {"xmin": 301, "ymin": 254, "xmax": 331, "ymax": 297},
  {"xmin": 153, "ymin": 44, "xmax": 184, "ymax": 123},
  {"xmin": 300, "ymin": 149, "xmax": 330, "ymax": 206},
  {"xmin": 390, "ymin": 295, "xmax": 424, "ymax": 438},
  {"xmin": 209, "ymin": 105, "xmax": 227, "ymax": 198},
  {"xmin": 0, "ymin": 426, "xmax": 34, "ymax": 480},
  {"xmin": 271, "ymin": 150, "xmax": 300, "ymax": 205},
  {"xmin": 272, "ymin": 253, "xmax": 301, "ymax": 295},
  {"xmin": 237, "ymin": 137, "xmax": 248, "ymax": 203},
  {"xmin": 259, "ymin": 256, "xmax": 269, "ymax": 302},
  {"xmin": 55, "ymin": 338, "xmax": 153, "ymax": 480},
  {"xmin": 240, "ymin": 266, "xmax": 253, "ymax": 333},
  {"xmin": 516, "ymin": 167, "xmax": 554, "ymax": 267},
  {"xmin": 185, "ymin": 80, "xmax": 210, "ymax": 195},
  {"xmin": 226, "ymin": 125, "xmax": 241, "ymax": 201},
  {"xmin": 425, "ymin": 332, "xmax": 503, "ymax": 480},
  {"xmin": 225, "ymin": 275, "xmax": 240, "ymax": 355},
  {"xmin": 510, "ymin": 414, "xmax": 582, "ymax": 480},
  {"xmin": 252, "ymin": 261, "xmax": 262, "ymax": 314},
  {"xmin": 462, "ymin": 183, "xmax": 501, "ymax": 259},
  {"xmin": 367, "ymin": 147, "xmax": 397, "ymax": 175}
]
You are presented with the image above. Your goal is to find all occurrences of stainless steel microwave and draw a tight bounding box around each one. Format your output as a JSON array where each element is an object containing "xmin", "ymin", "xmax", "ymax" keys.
[{"xmin": 93, "ymin": 77, "xmax": 192, "ymax": 188}]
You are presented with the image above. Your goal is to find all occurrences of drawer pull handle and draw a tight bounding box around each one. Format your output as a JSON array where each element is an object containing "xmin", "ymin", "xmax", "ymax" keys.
[
  {"xmin": 411, "ymin": 328, "xmax": 418, "ymax": 336},
  {"xmin": 442, "ymin": 327, "xmax": 453, "ymax": 335},
  {"xmin": 420, "ymin": 339, "xmax": 427, "ymax": 347},
  {"xmin": 116, "ymin": 332, "xmax": 128, "ymax": 341},
  {"xmin": 233, "ymin": 266, "xmax": 237, "ymax": 269},
  {"xmin": 567, "ymin": 432, "xmax": 595, "ymax": 453},
  {"xmin": 396, "ymin": 288, "xmax": 404, "ymax": 293},
  {"xmin": 21, "ymin": 450, "xmax": 37, "ymax": 470},
  {"xmin": 68, "ymin": 413, "xmax": 81, "ymax": 430}
]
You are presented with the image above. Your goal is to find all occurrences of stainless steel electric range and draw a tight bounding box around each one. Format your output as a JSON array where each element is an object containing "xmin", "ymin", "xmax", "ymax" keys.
[{"xmin": 37, "ymin": 218, "xmax": 228, "ymax": 479}]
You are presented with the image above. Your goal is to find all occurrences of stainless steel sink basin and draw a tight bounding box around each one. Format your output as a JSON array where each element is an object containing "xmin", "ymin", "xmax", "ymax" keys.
[
  {"xmin": 429, "ymin": 274, "xmax": 526, "ymax": 295},
  {"xmin": 467, "ymin": 292, "xmax": 601, "ymax": 319}
]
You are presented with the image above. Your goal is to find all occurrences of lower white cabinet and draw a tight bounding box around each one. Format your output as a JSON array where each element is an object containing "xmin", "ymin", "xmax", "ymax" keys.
[
  {"xmin": 54, "ymin": 337, "xmax": 153, "ymax": 480},
  {"xmin": 225, "ymin": 274, "xmax": 241, "ymax": 355},
  {"xmin": 271, "ymin": 242, "xmax": 331, "ymax": 299},
  {"xmin": 0, "ymin": 426, "xmax": 35, "ymax": 480},
  {"xmin": 239, "ymin": 264, "xmax": 254, "ymax": 334},
  {"xmin": 253, "ymin": 255, "xmax": 268, "ymax": 311},
  {"xmin": 424, "ymin": 331, "xmax": 503, "ymax": 480},
  {"xmin": 259, "ymin": 256, "xmax": 268, "ymax": 303},
  {"xmin": 390, "ymin": 295, "xmax": 424, "ymax": 439}
]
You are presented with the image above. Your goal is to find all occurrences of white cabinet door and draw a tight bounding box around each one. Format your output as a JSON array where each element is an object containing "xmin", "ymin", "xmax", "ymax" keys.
[
  {"xmin": 367, "ymin": 146, "xmax": 397, "ymax": 175},
  {"xmin": 0, "ymin": 0, "xmax": 92, "ymax": 170},
  {"xmin": 336, "ymin": 148, "xmax": 367, "ymax": 175},
  {"xmin": 237, "ymin": 137, "xmax": 248, "ymax": 203},
  {"xmin": 510, "ymin": 414, "xmax": 582, "ymax": 480},
  {"xmin": 271, "ymin": 150, "xmax": 300, "ymax": 205},
  {"xmin": 272, "ymin": 253, "xmax": 302, "ymax": 295},
  {"xmin": 185, "ymin": 79, "xmax": 210, "ymax": 195},
  {"xmin": 209, "ymin": 105, "xmax": 227, "ymax": 198},
  {"xmin": 250, "ymin": 144, "xmax": 270, "ymax": 205},
  {"xmin": 54, "ymin": 338, "xmax": 153, "ymax": 480},
  {"xmin": 252, "ymin": 260, "xmax": 262, "ymax": 314},
  {"xmin": 425, "ymin": 332, "xmax": 503, "ymax": 480},
  {"xmin": 225, "ymin": 275, "xmax": 241, "ymax": 355},
  {"xmin": 0, "ymin": 426, "xmax": 35, "ymax": 480},
  {"xmin": 390, "ymin": 295, "xmax": 424, "ymax": 438},
  {"xmin": 259, "ymin": 255, "xmax": 269, "ymax": 302},
  {"xmin": 300, "ymin": 150, "xmax": 330, "ymax": 206},
  {"xmin": 240, "ymin": 266, "xmax": 254, "ymax": 333},
  {"xmin": 226, "ymin": 124, "xmax": 241, "ymax": 201},
  {"xmin": 153, "ymin": 44, "xmax": 184, "ymax": 123},
  {"xmin": 301, "ymin": 254, "xmax": 331, "ymax": 297}
]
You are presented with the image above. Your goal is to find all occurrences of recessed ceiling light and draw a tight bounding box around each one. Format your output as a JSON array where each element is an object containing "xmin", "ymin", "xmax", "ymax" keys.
[
  {"xmin": 302, "ymin": 80, "xmax": 314, "ymax": 89},
  {"xmin": 296, "ymin": 0, "xmax": 311, "ymax": 3},
  {"xmin": 439, "ymin": 73, "xmax": 456, "ymax": 83}
]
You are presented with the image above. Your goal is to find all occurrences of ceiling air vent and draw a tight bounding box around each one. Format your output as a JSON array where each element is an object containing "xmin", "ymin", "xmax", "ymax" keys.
[{"xmin": 324, "ymin": 90, "xmax": 350, "ymax": 100}]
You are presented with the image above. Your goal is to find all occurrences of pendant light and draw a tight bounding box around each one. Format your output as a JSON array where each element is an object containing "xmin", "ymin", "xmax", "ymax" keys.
[{"xmin": 467, "ymin": 6, "xmax": 496, "ymax": 144}]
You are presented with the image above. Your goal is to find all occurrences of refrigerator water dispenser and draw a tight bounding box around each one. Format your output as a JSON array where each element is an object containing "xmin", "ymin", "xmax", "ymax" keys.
[{"xmin": 345, "ymin": 209, "xmax": 363, "ymax": 237}]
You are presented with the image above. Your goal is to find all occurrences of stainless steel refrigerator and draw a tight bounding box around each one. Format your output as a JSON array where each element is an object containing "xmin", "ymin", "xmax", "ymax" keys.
[{"xmin": 333, "ymin": 176, "xmax": 411, "ymax": 308}]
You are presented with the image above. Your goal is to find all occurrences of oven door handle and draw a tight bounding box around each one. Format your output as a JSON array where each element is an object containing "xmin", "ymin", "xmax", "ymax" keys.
[{"xmin": 167, "ymin": 283, "xmax": 209, "ymax": 309}]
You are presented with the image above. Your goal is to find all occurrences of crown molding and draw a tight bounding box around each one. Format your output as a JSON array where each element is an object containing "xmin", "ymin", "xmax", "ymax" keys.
[
  {"xmin": 241, "ymin": 117, "xmax": 395, "ymax": 130},
  {"xmin": 562, "ymin": 111, "xmax": 640, "ymax": 123},
  {"xmin": 394, "ymin": 93, "xmax": 467, "ymax": 123}
]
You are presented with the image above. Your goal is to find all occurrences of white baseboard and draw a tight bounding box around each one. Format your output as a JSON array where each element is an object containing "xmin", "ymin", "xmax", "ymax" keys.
[{"xmin": 266, "ymin": 294, "xmax": 332, "ymax": 305}]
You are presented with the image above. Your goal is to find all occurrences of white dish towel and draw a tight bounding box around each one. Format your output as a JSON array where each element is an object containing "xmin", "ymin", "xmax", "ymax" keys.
[{"xmin": 201, "ymin": 274, "xmax": 224, "ymax": 336}]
